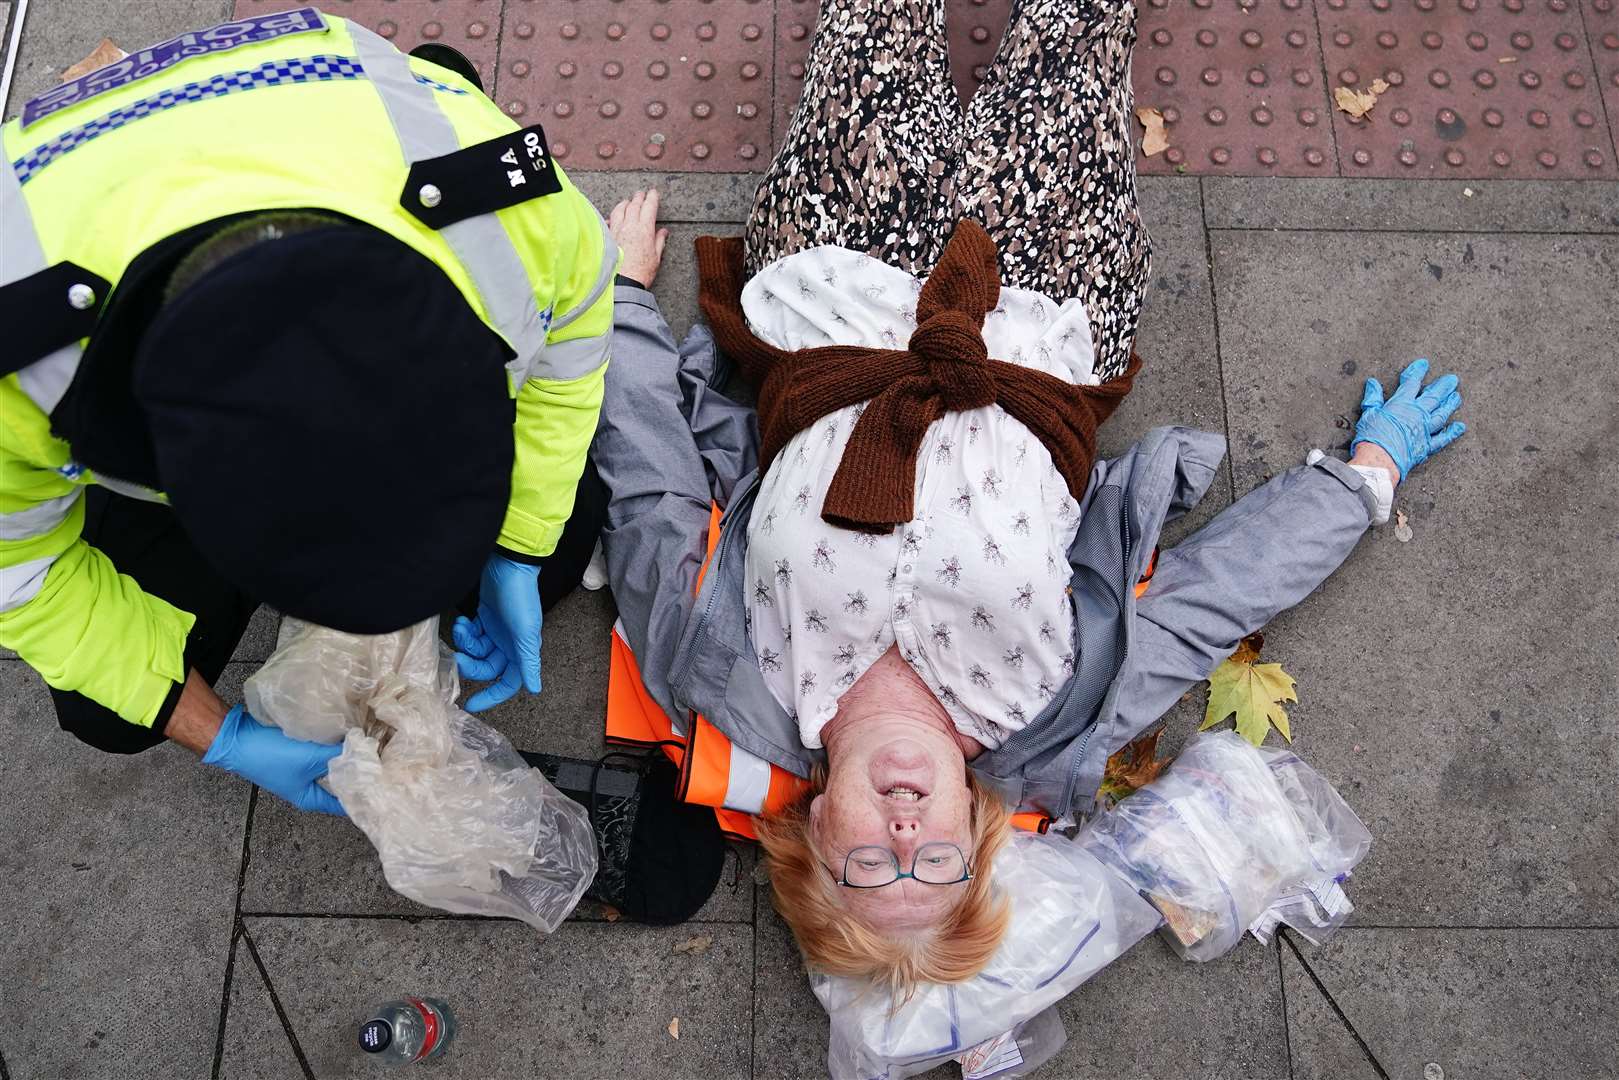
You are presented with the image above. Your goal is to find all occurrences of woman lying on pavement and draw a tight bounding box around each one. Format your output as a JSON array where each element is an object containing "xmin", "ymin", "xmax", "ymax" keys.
[{"xmin": 595, "ymin": 0, "xmax": 1466, "ymax": 1001}]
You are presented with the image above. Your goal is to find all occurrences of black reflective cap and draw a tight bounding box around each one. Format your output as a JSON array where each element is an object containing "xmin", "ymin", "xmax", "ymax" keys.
[{"xmin": 134, "ymin": 225, "xmax": 515, "ymax": 633}]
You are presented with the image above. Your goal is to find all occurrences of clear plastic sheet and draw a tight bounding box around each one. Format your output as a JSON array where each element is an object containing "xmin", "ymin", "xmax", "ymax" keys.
[
  {"xmin": 1078, "ymin": 731, "xmax": 1370, "ymax": 961},
  {"xmin": 811, "ymin": 832, "xmax": 1164, "ymax": 1080},
  {"xmin": 243, "ymin": 618, "xmax": 597, "ymax": 933}
]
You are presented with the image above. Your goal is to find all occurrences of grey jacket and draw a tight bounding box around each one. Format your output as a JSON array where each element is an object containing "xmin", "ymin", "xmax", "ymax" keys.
[{"xmin": 595, "ymin": 285, "xmax": 1381, "ymax": 819}]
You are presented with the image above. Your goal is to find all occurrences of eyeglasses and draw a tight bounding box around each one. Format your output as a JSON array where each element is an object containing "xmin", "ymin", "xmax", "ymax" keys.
[{"xmin": 835, "ymin": 842, "xmax": 973, "ymax": 889}]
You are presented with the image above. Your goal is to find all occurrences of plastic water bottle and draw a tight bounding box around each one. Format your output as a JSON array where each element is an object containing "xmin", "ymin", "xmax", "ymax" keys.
[{"xmin": 358, "ymin": 997, "xmax": 456, "ymax": 1065}]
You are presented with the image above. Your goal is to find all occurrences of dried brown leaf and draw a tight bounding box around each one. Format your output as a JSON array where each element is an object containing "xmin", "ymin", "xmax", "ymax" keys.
[
  {"xmin": 601, "ymin": 904, "xmax": 622, "ymax": 922},
  {"xmin": 667, "ymin": 1018, "xmax": 681, "ymax": 1040},
  {"xmin": 672, "ymin": 934, "xmax": 713, "ymax": 956},
  {"xmin": 1099, "ymin": 727, "xmax": 1172, "ymax": 803},
  {"xmin": 1136, "ymin": 106, "xmax": 1170, "ymax": 157},
  {"xmin": 1333, "ymin": 85, "xmax": 1380, "ymax": 120},
  {"xmin": 1370, "ymin": 77, "xmax": 1390, "ymax": 94},
  {"xmin": 1230, "ymin": 631, "xmax": 1265, "ymax": 666},
  {"xmin": 62, "ymin": 39, "xmax": 127, "ymax": 83}
]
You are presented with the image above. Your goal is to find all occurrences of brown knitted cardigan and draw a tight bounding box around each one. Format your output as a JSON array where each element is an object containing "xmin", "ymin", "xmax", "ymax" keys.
[{"xmin": 694, "ymin": 220, "xmax": 1139, "ymax": 533}]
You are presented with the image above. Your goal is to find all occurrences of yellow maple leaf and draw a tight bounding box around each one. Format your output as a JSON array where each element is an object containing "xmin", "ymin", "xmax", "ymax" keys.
[{"xmin": 1201, "ymin": 635, "xmax": 1297, "ymax": 745}]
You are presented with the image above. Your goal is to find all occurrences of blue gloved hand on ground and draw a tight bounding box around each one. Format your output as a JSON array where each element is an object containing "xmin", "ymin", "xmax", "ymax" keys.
[
  {"xmin": 202, "ymin": 704, "xmax": 346, "ymax": 815},
  {"xmin": 1351, "ymin": 358, "xmax": 1467, "ymax": 482},
  {"xmin": 453, "ymin": 554, "xmax": 543, "ymax": 712}
]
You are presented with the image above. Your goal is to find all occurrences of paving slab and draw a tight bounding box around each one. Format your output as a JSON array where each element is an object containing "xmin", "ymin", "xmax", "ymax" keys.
[
  {"xmin": 241, "ymin": 783, "xmax": 757, "ymax": 923},
  {"xmin": 1281, "ymin": 928, "xmax": 1619, "ymax": 1079},
  {"xmin": 570, "ymin": 169, "xmax": 765, "ymax": 222},
  {"xmin": 1048, "ymin": 935, "xmax": 1291, "ymax": 1080},
  {"xmin": 472, "ymin": 584, "xmax": 618, "ymax": 758},
  {"xmin": 1594, "ymin": 0, "xmax": 1619, "ymax": 160},
  {"xmin": 239, "ymin": 915, "xmax": 754, "ymax": 1079},
  {"xmin": 1134, "ymin": 0, "xmax": 1337, "ymax": 176},
  {"xmin": 0, "ymin": 661, "xmax": 248, "ymax": 1080},
  {"xmin": 751, "ymin": 890, "xmax": 832, "ymax": 1080},
  {"xmin": 1317, "ymin": 0, "xmax": 1615, "ymax": 179},
  {"xmin": 219, "ymin": 935, "xmax": 307, "ymax": 1080},
  {"xmin": 2, "ymin": 0, "xmax": 233, "ymax": 120},
  {"xmin": 1210, "ymin": 227, "xmax": 1619, "ymax": 925},
  {"xmin": 1110, "ymin": 177, "xmax": 1233, "ymax": 545},
  {"xmin": 232, "ymin": 604, "xmax": 282, "ymax": 664},
  {"xmin": 1277, "ymin": 940, "xmax": 1383, "ymax": 1080},
  {"xmin": 1203, "ymin": 176, "xmax": 1619, "ymax": 231}
]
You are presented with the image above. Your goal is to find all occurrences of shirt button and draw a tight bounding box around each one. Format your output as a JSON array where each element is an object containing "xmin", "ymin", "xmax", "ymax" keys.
[{"xmin": 902, "ymin": 564, "xmax": 912, "ymax": 573}]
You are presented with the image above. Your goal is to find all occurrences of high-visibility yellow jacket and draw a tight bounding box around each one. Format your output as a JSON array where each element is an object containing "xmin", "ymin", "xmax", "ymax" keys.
[{"xmin": 0, "ymin": 10, "xmax": 616, "ymax": 729}]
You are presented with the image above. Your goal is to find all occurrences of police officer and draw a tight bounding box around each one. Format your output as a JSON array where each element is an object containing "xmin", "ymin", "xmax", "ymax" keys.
[{"xmin": 0, "ymin": 11, "xmax": 617, "ymax": 813}]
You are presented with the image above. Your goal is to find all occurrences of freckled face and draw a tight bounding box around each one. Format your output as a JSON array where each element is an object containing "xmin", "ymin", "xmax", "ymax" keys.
[{"xmin": 814, "ymin": 715, "xmax": 973, "ymax": 932}]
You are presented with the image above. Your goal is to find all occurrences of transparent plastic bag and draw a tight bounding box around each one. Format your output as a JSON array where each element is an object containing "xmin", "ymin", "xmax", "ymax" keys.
[
  {"xmin": 243, "ymin": 618, "xmax": 597, "ymax": 933},
  {"xmin": 811, "ymin": 831, "xmax": 1163, "ymax": 1080},
  {"xmin": 1077, "ymin": 731, "xmax": 1370, "ymax": 960},
  {"xmin": 244, "ymin": 618, "xmax": 453, "ymax": 743}
]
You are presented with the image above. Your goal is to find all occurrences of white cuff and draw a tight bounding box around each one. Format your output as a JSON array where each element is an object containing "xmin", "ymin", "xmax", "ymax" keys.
[{"xmin": 1307, "ymin": 449, "xmax": 1394, "ymax": 525}]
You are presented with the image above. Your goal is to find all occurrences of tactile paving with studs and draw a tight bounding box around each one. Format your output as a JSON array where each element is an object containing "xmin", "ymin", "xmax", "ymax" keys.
[
  {"xmin": 232, "ymin": 0, "xmax": 1619, "ymax": 177},
  {"xmin": 234, "ymin": 0, "xmax": 503, "ymax": 91},
  {"xmin": 1317, "ymin": 0, "xmax": 1614, "ymax": 177},
  {"xmin": 1134, "ymin": 0, "xmax": 1337, "ymax": 175},
  {"xmin": 496, "ymin": 0, "xmax": 776, "ymax": 169},
  {"xmin": 1586, "ymin": 0, "xmax": 1619, "ymax": 157}
]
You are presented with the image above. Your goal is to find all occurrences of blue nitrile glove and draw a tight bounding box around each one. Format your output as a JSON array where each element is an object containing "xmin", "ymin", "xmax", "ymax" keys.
[
  {"xmin": 1351, "ymin": 358, "xmax": 1467, "ymax": 482},
  {"xmin": 202, "ymin": 704, "xmax": 346, "ymax": 815},
  {"xmin": 452, "ymin": 553, "xmax": 543, "ymax": 712}
]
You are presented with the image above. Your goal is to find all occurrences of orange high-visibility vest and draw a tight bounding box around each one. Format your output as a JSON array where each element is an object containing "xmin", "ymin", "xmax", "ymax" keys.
[
  {"xmin": 601, "ymin": 509, "xmax": 1160, "ymax": 839},
  {"xmin": 605, "ymin": 505, "xmax": 809, "ymax": 841}
]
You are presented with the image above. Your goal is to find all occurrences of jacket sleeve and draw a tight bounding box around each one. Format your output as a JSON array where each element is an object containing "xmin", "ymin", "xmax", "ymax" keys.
[
  {"xmin": 497, "ymin": 204, "xmax": 616, "ymax": 560},
  {"xmin": 1114, "ymin": 454, "xmax": 1379, "ymax": 732},
  {"xmin": 0, "ymin": 380, "xmax": 193, "ymax": 727},
  {"xmin": 594, "ymin": 285, "xmax": 722, "ymax": 719}
]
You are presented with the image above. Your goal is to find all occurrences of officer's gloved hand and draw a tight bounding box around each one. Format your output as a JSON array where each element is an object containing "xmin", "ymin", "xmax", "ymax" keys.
[
  {"xmin": 1351, "ymin": 358, "xmax": 1467, "ymax": 482},
  {"xmin": 453, "ymin": 553, "xmax": 542, "ymax": 712},
  {"xmin": 202, "ymin": 704, "xmax": 346, "ymax": 815}
]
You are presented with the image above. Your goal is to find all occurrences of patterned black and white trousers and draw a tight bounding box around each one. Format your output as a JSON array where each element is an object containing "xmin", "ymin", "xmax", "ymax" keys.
[{"xmin": 745, "ymin": 0, "xmax": 1151, "ymax": 380}]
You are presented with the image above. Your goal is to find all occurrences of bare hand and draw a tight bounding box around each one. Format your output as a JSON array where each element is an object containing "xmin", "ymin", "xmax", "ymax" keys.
[{"xmin": 607, "ymin": 189, "xmax": 669, "ymax": 288}]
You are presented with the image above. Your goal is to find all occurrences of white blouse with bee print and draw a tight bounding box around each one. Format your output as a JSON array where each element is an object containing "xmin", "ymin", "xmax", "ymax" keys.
[{"xmin": 741, "ymin": 244, "xmax": 1101, "ymax": 751}]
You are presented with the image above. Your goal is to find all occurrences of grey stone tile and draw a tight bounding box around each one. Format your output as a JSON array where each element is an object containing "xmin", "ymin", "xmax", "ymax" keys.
[
  {"xmin": 642, "ymin": 220, "xmax": 747, "ymax": 343},
  {"xmin": 1277, "ymin": 942, "xmax": 1381, "ymax": 1080},
  {"xmin": 243, "ymin": 784, "xmax": 756, "ymax": 923},
  {"xmin": 1210, "ymin": 229, "xmax": 1619, "ymax": 925},
  {"xmin": 1047, "ymin": 936, "xmax": 1290, "ymax": 1080},
  {"xmin": 751, "ymin": 889, "xmax": 830, "ymax": 1080},
  {"xmin": 219, "ymin": 937, "xmax": 306, "ymax": 1080},
  {"xmin": 2, "ymin": 0, "xmax": 233, "ymax": 120},
  {"xmin": 0, "ymin": 662, "xmax": 247, "ymax": 1080},
  {"xmin": 232, "ymin": 605, "xmax": 282, "ymax": 664},
  {"xmin": 1115, "ymin": 177, "xmax": 1231, "ymax": 547},
  {"xmin": 570, "ymin": 170, "xmax": 765, "ymax": 223},
  {"xmin": 1281, "ymin": 929, "xmax": 1619, "ymax": 1080},
  {"xmin": 1, "ymin": 4, "xmax": 13, "ymax": 82},
  {"xmin": 1204, "ymin": 178, "xmax": 1619, "ymax": 233},
  {"xmin": 470, "ymin": 585, "xmax": 618, "ymax": 759},
  {"xmin": 240, "ymin": 916, "xmax": 753, "ymax": 1079}
]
